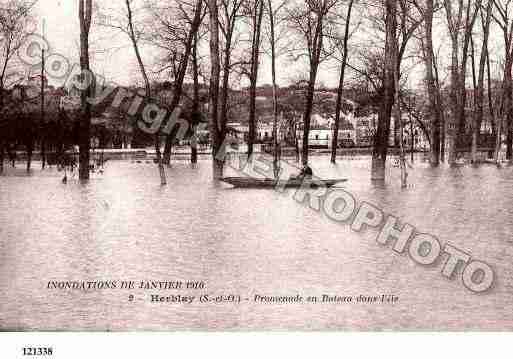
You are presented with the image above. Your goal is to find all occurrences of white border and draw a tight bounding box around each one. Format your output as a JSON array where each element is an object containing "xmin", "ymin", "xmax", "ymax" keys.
[{"xmin": 0, "ymin": 332, "xmax": 510, "ymax": 359}]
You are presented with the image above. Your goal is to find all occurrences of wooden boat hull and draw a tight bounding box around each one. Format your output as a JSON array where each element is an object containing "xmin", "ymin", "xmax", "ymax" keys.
[{"xmin": 220, "ymin": 177, "xmax": 347, "ymax": 188}]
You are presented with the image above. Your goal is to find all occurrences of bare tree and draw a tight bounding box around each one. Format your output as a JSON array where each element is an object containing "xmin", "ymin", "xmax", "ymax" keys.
[
  {"xmin": 393, "ymin": 9, "xmax": 407, "ymax": 187},
  {"xmin": 0, "ymin": 0, "xmax": 34, "ymax": 107},
  {"xmin": 371, "ymin": 0, "xmax": 398, "ymax": 180},
  {"xmin": 0, "ymin": 0, "xmax": 35, "ymax": 173},
  {"xmin": 246, "ymin": 0, "xmax": 264, "ymax": 159},
  {"xmin": 101, "ymin": 0, "xmax": 203, "ymax": 182},
  {"xmin": 148, "ymin": 0, "xmax": 205, "ymax": 165},
  {"xmin": 124, "ymin": 0, "xmax": 167, "ymax": 184},
  {"xmin": 78, "ymin": 0, "xmax": 93, "ymax": 180},
  {"xmin": 493, "ymin": 0, "xmax": 513, "ymax": 161},
  {"xmin": 287, "ymin": 0, "xmax": 338, "ymax": 165},
  {"xmin": 190, "ymin": 29, "xmax": 204, "ymax": 164},
  {"xmin": 330, "ymin": 0, "xmax": 355, "ymax": 164},
  {"xmin": 265, "ymin": 0, "xmax": 288, "ymax": 176},
  {"xmin": 219, "ymin": 0, "xmax": 245, "ymax": 152},
  {"xmin": 351, "ymin": 0, "xmax": 421, "ymax": 180},
  {"xmin": 443, "ymin": 0, "xmax": 482, "ymax": 165},
  {"xmin": 208, "ymin": 0, "xmax": 224, "ymax": 179},
  {"xmin": 471, "ymin": 0, "xmax": 493, "ymax": 163},
  {"xmin": 414, "ymin": 0, "xmax": 443, "ymax": 166}
]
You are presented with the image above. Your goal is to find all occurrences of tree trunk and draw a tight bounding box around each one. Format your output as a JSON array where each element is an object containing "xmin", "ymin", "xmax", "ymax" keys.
[
  {"xmin": 218, "ymin": 32, "xmax": 231, "ymax": 154},
  {"xmin": 433, "ymin": 49, "xmax": 445, "ymax": 162},
  {"xmin": 9, "ymin": 144, "xmax": 15, "ymax": 168},
  {"xmin": 26, "ymin": 141, "xmax": 33, "ymax": 172},
  {"xmin": 294, "ymin": 119, "xmax": 300, "ymax": 162},
  {"xmin": 162, "ymin": 0, "xmax": 204, "ymax": 166},
  {"xmin": 487, "ymin": 52, "xmax": 495, "ymax": 135},
  {"xmin": 301, "ymin": 13, "xmax": 324, "ymax": 166},
  {"xmin": 447, "ymin": 35, "xmax": 459, "ymax": 165},
  {"xmin": 208, "ymin": 0, "xmax": 224, "ymax": 179},
  {"xmin": 267, "ymin": 0, "xmax": 279, "ymax": 177},
  {"xmin": 472, "ymin": 0, "xmax": 492, "ymax": 164},
  {"xmin": 423, "ymin": 0, "xmax": 440, "ymax": 166},
  {"xmin": 485, "ymin": 50, "xmax": 494, "ymax": 158},
  {"xmin": 155, "ymin": 135, "xmax": 166, "ymax": 181},
  {"xmin": 444, "ymin": 0, "xmax": 481, "ymax": 165},
  {"xmin": 495, "ymin": 0, "xmax": 513, "ymax": 161},
  {"xmin": 495, "ymin": 113, "xmax": 502, "ymax": 164},
  {"xmin": 126, "ymin": 0, "xmax": 165, "ymax": 184},
  {"xmin": 505, "ymin": 60, "xmax": 513, "ymax": 160},
  {"xmin": 470, "ymin": 35, "xmax": 477, "ymax": 162},
  {"xmin": 410, "ymin": 114, "xmax": 414, "ymax": 162},
  {"xmin": 163, "ymin": 140, "xmax": 172, "ymax": 165},
  {"xmin": 191, "ymin": 33, "xmax": 200, "ymax": 164},
  {"xmin": 41, "ymin": 138, "xmax": 46, "ymax": 169},
  {"xmin": 191, "ymin": 126, "xmax": 198, "ymax": 164},
  {"xmin": 393, "ymin": 21, "xmax": 406, "ymax": 187},
  {"xmin": 456, "ymin": 1, "xmax": 480, "ymax": 143},
  {"xmin": 247, "ymin": 0, "xmax": 264, "ymax": 160},
  {"xmin": 302, "ymin": 68, "xmax": 317, "ymax": 166},
  {"xmin": 0, "ymin": 141, "xmax": 4, "ymax": 174},
  {"xmin": 499, "ymin": 60, "xmax": 513, "ymax": 164},
  {"xmin": 331, "ymin": 0, "xmax": 354, "ymax": 164},
  {"xmin": 40, "ymin": 48, "xmax": 45, "ymax": 170},
  {"xmin": 371, "ymin": 0, "xmax": 396, "ymax": 180},
  {"xmin": 78, "ymin": 0, "xmax": 93, "ymax": 181}
]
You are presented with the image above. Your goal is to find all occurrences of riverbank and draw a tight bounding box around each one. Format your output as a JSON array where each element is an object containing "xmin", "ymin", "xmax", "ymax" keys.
[{"xmin": 6, "ymin": 145, "xmax": 430, "ymax": 161}]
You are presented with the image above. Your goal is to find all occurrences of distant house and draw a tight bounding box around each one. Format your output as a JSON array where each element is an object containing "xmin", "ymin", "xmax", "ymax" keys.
[
  {"xmin": 226, "ymin": 122, "xmax": 249, "ymax": 141},
  {"xmin": 354, "ymin": 115, "xmax": 377, "ymax": 147},
  {"xmin": 226, "ymin": 121, "xmax": 280, "ymax": 143},
  {"xmin": 337, "ymin": 121, "xmax": 357, "ymax": 146},
  {"xmin": 306, "ymin": 121, "xmax": 356, "ymax": 148},
  {"xmin": 308, "ymin": 125, "xmax": 332, "ymax": 147},
  {"xmin": 257, "ymin": 122, "xmax": 274, "ymax": 141},
  {"xmin": 292, "ymin": 110, "xmax": 357, "ymax": 148}
]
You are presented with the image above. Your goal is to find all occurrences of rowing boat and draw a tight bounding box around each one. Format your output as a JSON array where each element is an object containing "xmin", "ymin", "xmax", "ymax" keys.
[{"xmin": 220, "ymin": 177, "xmax": 347, "ymax": 189}]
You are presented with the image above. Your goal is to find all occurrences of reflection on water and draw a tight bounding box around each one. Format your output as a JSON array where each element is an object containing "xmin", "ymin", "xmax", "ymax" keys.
[{"xmin": 1, "ymin": 156, "xmax": 513, "ymax": 330}]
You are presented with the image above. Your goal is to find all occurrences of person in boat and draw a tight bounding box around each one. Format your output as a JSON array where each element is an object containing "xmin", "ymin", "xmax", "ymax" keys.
[{"xmin": 293, "ymin": 164, "xmax": 313, "ymax": 180}]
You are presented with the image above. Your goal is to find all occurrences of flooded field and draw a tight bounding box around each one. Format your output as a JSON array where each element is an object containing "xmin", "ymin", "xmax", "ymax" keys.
[{"xmin": 1, "ymin": 156, "xmax": 512, "ymax": 330}]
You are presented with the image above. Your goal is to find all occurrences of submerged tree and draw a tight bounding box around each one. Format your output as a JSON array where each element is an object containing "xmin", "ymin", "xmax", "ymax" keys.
[
  {"xmin": 245, "ymin": 0, "xmax": 265, "ymax": 159},
  {"xmin": 208, "ymin": 0, "xmax": 224, "ymax": 179},
  {"xmin": 219, "ymin": 0, "xmax": 245, "ymax": 157},
  {"xmin": 78, "ymin": 0, "xmax": 93, "ymax": 180},
  {"xmin": 125, "ymin": 0, "xmax": 167, "ymax": 184},
  {"xmin": 371, "ymin": 0, "xmax": 398, "ymax": 180},
  {"xmin": 330, "ymin": 0, "xmax": 355, "ymax": 164},
  {"xmin": 471, "ymin": 0, "xmax": 493, "ymax": 163},
  {"xmin": 147, "ymin": 0, "xmax": 206, "ymax": 165},
  {"xmin": 287, "ymin": 0, "xmax": 338, "ymax": 166},
  {"xmin": 494, "ymin": 0, "xmax": 513, "ymax": 162},
  {"xmin": 352, "ymin": 0, "xmax": 421, "ymax": 180},
  {"xmin": 265, "ymin": 0, "xmax": 289, "ymax": 176},
  {"xmin": 414, "ymin": 0, "xmax": 442, "ymax": 166},
  {"xmin": 443, "ymin": 0, "xmax": 482, "ymax": 165}
]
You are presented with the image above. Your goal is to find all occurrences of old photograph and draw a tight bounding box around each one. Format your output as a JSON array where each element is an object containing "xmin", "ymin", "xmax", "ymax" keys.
[{"xmin": 0, "ymin": 0, "xmax": 511, "ymax": 332}]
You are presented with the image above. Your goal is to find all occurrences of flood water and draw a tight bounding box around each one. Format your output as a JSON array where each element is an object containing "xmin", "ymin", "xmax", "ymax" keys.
[{"xmin": 1, "ymin": 155, "xmax": 513, "ymax": 330}]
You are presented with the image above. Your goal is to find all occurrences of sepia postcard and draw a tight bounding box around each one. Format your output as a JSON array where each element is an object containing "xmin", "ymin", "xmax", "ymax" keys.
[{"xmin": 0, "ymin": 0, "xmax": 511, "ymax": 342}]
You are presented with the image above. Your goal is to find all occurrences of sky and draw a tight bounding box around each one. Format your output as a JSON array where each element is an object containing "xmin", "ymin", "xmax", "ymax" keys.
[
  {"xmin": 34, "ymin": 1, "xmax": 135, "ymax": 86},
  {"xmin": 32, "ymin": 0, "xmax": 352, "ymax": 90},
  {"xmin": 31, "ymin": 0, "xmax": 506, "ymax": 93}
]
